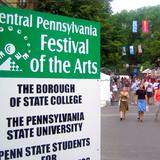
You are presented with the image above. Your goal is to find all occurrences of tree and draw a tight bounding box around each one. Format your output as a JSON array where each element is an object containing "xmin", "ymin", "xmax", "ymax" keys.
[
  {"xmin": 35, "ymin": 1, "xmax": 160, "ymax": 73},
  {"xmin": 36, "ymin": 0, "xmax": 113, "ymax": 68},
  {"xmin": 109, "ymin": 5, "xmax": 160, "ymax": 74}
]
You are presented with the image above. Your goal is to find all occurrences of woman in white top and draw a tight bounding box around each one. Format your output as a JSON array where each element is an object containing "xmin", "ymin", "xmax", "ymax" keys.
[{"xmin": 112, "ymin": 82, "xmax": 118, "ymax": 102}]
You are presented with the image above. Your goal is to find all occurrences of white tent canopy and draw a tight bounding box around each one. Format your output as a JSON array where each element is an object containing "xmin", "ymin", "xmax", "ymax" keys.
[
  {"xmin": 100, "ymin": 72, "xmax": 110, "ymax": 107},
  {"xmin": 142, "ymin": 68, "xmax": 151, "ymax": 74}
]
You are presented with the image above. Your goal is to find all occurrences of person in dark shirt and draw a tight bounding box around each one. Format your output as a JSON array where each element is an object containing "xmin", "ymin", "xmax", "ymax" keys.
[{"xmin": 135, "ymin": 83, "xmax": 147, "ymax": 122}]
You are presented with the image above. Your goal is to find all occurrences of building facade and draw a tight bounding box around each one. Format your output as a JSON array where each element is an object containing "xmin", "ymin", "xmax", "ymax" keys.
[{"xmin": 0, "ymin": 0, "xmax": 37, "ymax": 10}]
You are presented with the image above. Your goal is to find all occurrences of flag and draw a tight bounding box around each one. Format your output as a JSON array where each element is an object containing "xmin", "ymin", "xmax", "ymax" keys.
[
  {"xmin": 140, "ymin": 66, "xmax": 143, "ymax": 72},
  {"xmin": 142, "ymin": 20, "xmax": 149, "ymax": 33},
  {"xmin": 138, "ymin": 44, "xmax": 142, "ymax": 54},
  {"xmin": 132, "ymin": 20, "xmax": 138, "ymax": 33},
  {"xmin": 130, "ymin": 46, "xmax": 134, "ymax": 55},
  {"xmin": 122, "ymin": 46, "xmax": 126, "ymax": 55},
  {"xmin": 133, "ymin": 67, "xmax": 138, "ymax": 76}
]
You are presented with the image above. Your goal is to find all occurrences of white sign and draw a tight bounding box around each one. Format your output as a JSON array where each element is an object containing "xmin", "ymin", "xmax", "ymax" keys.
[
  {"xmin": 0, "ymin": 6, "xmax": 100, "ymax": 160},
  {"xmin": 0, "ymin": 78, "xmax": 100, "ymax": 160}
]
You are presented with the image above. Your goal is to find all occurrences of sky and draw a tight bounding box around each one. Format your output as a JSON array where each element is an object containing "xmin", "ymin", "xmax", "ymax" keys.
[{"xmin": 111, "ymin": 0, "xmax": 160, "ymax": 13}]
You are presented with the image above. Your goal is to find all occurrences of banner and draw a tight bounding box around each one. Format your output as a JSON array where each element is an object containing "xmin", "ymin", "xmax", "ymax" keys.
[
  {"xmin": 122, "ymin": 46, "xmax": 126, "ymax": 55},
  {"xmin": 129, "ymin": 45, "xmax": 134, "ymax": 55},
  {"xmin": 0, "ymin": 7, "xmax": 100, "ymax": 79},
  {"xmin": 140, "ymin": 66, "xmax": 144, "ymax": 72},
  {"xmin": 138, "ymin": 44, "xmax": 142, "ymax": 54},
  {"xmin": 142, "ymin": 20, "xmax": 149, "ymax": 33},
  {"xmin": 133, "ymin": 67, "xmax": 139, "ymax": 77},
  {"xmin": 0, "ymin": 6, "xmax": 100, "ymax": 160},
  {"xmin": 132, "ymin": 20, "xmax": 138, "ymax": 33}
]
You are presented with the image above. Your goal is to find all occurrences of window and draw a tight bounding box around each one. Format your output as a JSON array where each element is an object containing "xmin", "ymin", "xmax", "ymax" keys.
[{"xmin": 18, "ymin": 0, "xmax": 27, "ymax": 8}]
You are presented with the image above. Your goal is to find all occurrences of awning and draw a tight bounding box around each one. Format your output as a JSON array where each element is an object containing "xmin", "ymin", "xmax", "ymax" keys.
[{"xmin": 142, "ymin": 68, "xmax": 151, "ymax": 74}]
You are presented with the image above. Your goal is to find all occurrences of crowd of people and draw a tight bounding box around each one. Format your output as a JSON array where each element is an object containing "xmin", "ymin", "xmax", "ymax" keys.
[{"xmin": 111, "ymin": 76, "xmax": 160, "ymax": 122}]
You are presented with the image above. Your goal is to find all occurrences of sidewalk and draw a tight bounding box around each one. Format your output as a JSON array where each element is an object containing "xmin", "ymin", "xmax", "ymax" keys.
[{"xmin": 101, "ymin": 103, "xmax": 160, "ymax": 160}]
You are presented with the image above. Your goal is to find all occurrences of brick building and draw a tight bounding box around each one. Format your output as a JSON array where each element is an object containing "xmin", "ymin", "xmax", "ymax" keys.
[{"xmin": 0, "ymin": 0, "xmax": 37, "ymax": 9}]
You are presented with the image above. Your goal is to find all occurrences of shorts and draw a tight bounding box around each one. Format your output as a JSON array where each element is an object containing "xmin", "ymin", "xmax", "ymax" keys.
[
  {"xmin": 138, "ymin": 99, "xmax": 146, "ymax": 112},
  {"xmin": 147, "ymin": 92, "xmax": 152, "ymax": 97}
]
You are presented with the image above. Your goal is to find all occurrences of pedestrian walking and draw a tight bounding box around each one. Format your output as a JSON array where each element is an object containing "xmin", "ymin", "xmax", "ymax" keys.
[
  {"xmin": 135, "ymin": 84, "xmax": 147, "ymax": 122},
  {"xmin": 154, "ymin": 83, "xmax": 160, "ymax": 120},
  {"xmin": 112, "ymin": 82, "xmax": 118, "ymax": 102},
  {"xmin": 146, "ymin": 83, "xmax": 153, "ymax": 105},
  {"xmin": 119, "ymin": 87, "xmax": 129, "ymax": 121},
  {"xmin": 130, "ymin": 80, "xmax": 139, "ymax": 104}
]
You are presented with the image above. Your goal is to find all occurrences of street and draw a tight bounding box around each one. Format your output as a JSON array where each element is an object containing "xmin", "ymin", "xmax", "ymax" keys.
[{"xmin": 101, "ymin": 103, "xmax": 160, "ymax": 160}]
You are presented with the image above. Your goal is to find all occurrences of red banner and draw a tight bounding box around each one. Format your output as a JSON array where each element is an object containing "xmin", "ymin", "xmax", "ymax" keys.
[{"xmin": 142, "ymin": 20, "xmax": 149, "ymax": 33}]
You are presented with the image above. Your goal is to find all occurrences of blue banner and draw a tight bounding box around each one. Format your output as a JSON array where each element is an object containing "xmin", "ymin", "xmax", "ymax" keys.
[
  {"xmin": 132, "ymin": 20, "xmax": 138, "ymax": 33},
  {"xmin": 130, "ymin": 46, "xmax": 134, "ymax": 55}
]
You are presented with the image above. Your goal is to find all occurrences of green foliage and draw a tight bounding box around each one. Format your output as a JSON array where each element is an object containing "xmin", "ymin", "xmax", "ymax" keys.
[
  {"xmin": 35, "ymin": 1, "xmax": 160, "ymax": 74},
  {"xmin": 109, "ymin": 5, "xmax": 160, "ymax": 75},
  {"xmin": 36, "ymin": 0, "xmax": 113, "ymax": 70}
]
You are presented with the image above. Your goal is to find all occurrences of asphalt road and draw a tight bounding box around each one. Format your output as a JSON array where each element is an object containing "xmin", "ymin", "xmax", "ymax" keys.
[{"xmin": 101, "ymin": 103, "xmax": 160, "ymax": 160}]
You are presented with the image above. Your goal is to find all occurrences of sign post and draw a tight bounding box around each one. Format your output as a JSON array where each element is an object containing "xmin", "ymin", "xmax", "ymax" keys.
[{"xmin": 0, "ymin": 6, "xmax": 100, "ymax": 160}]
